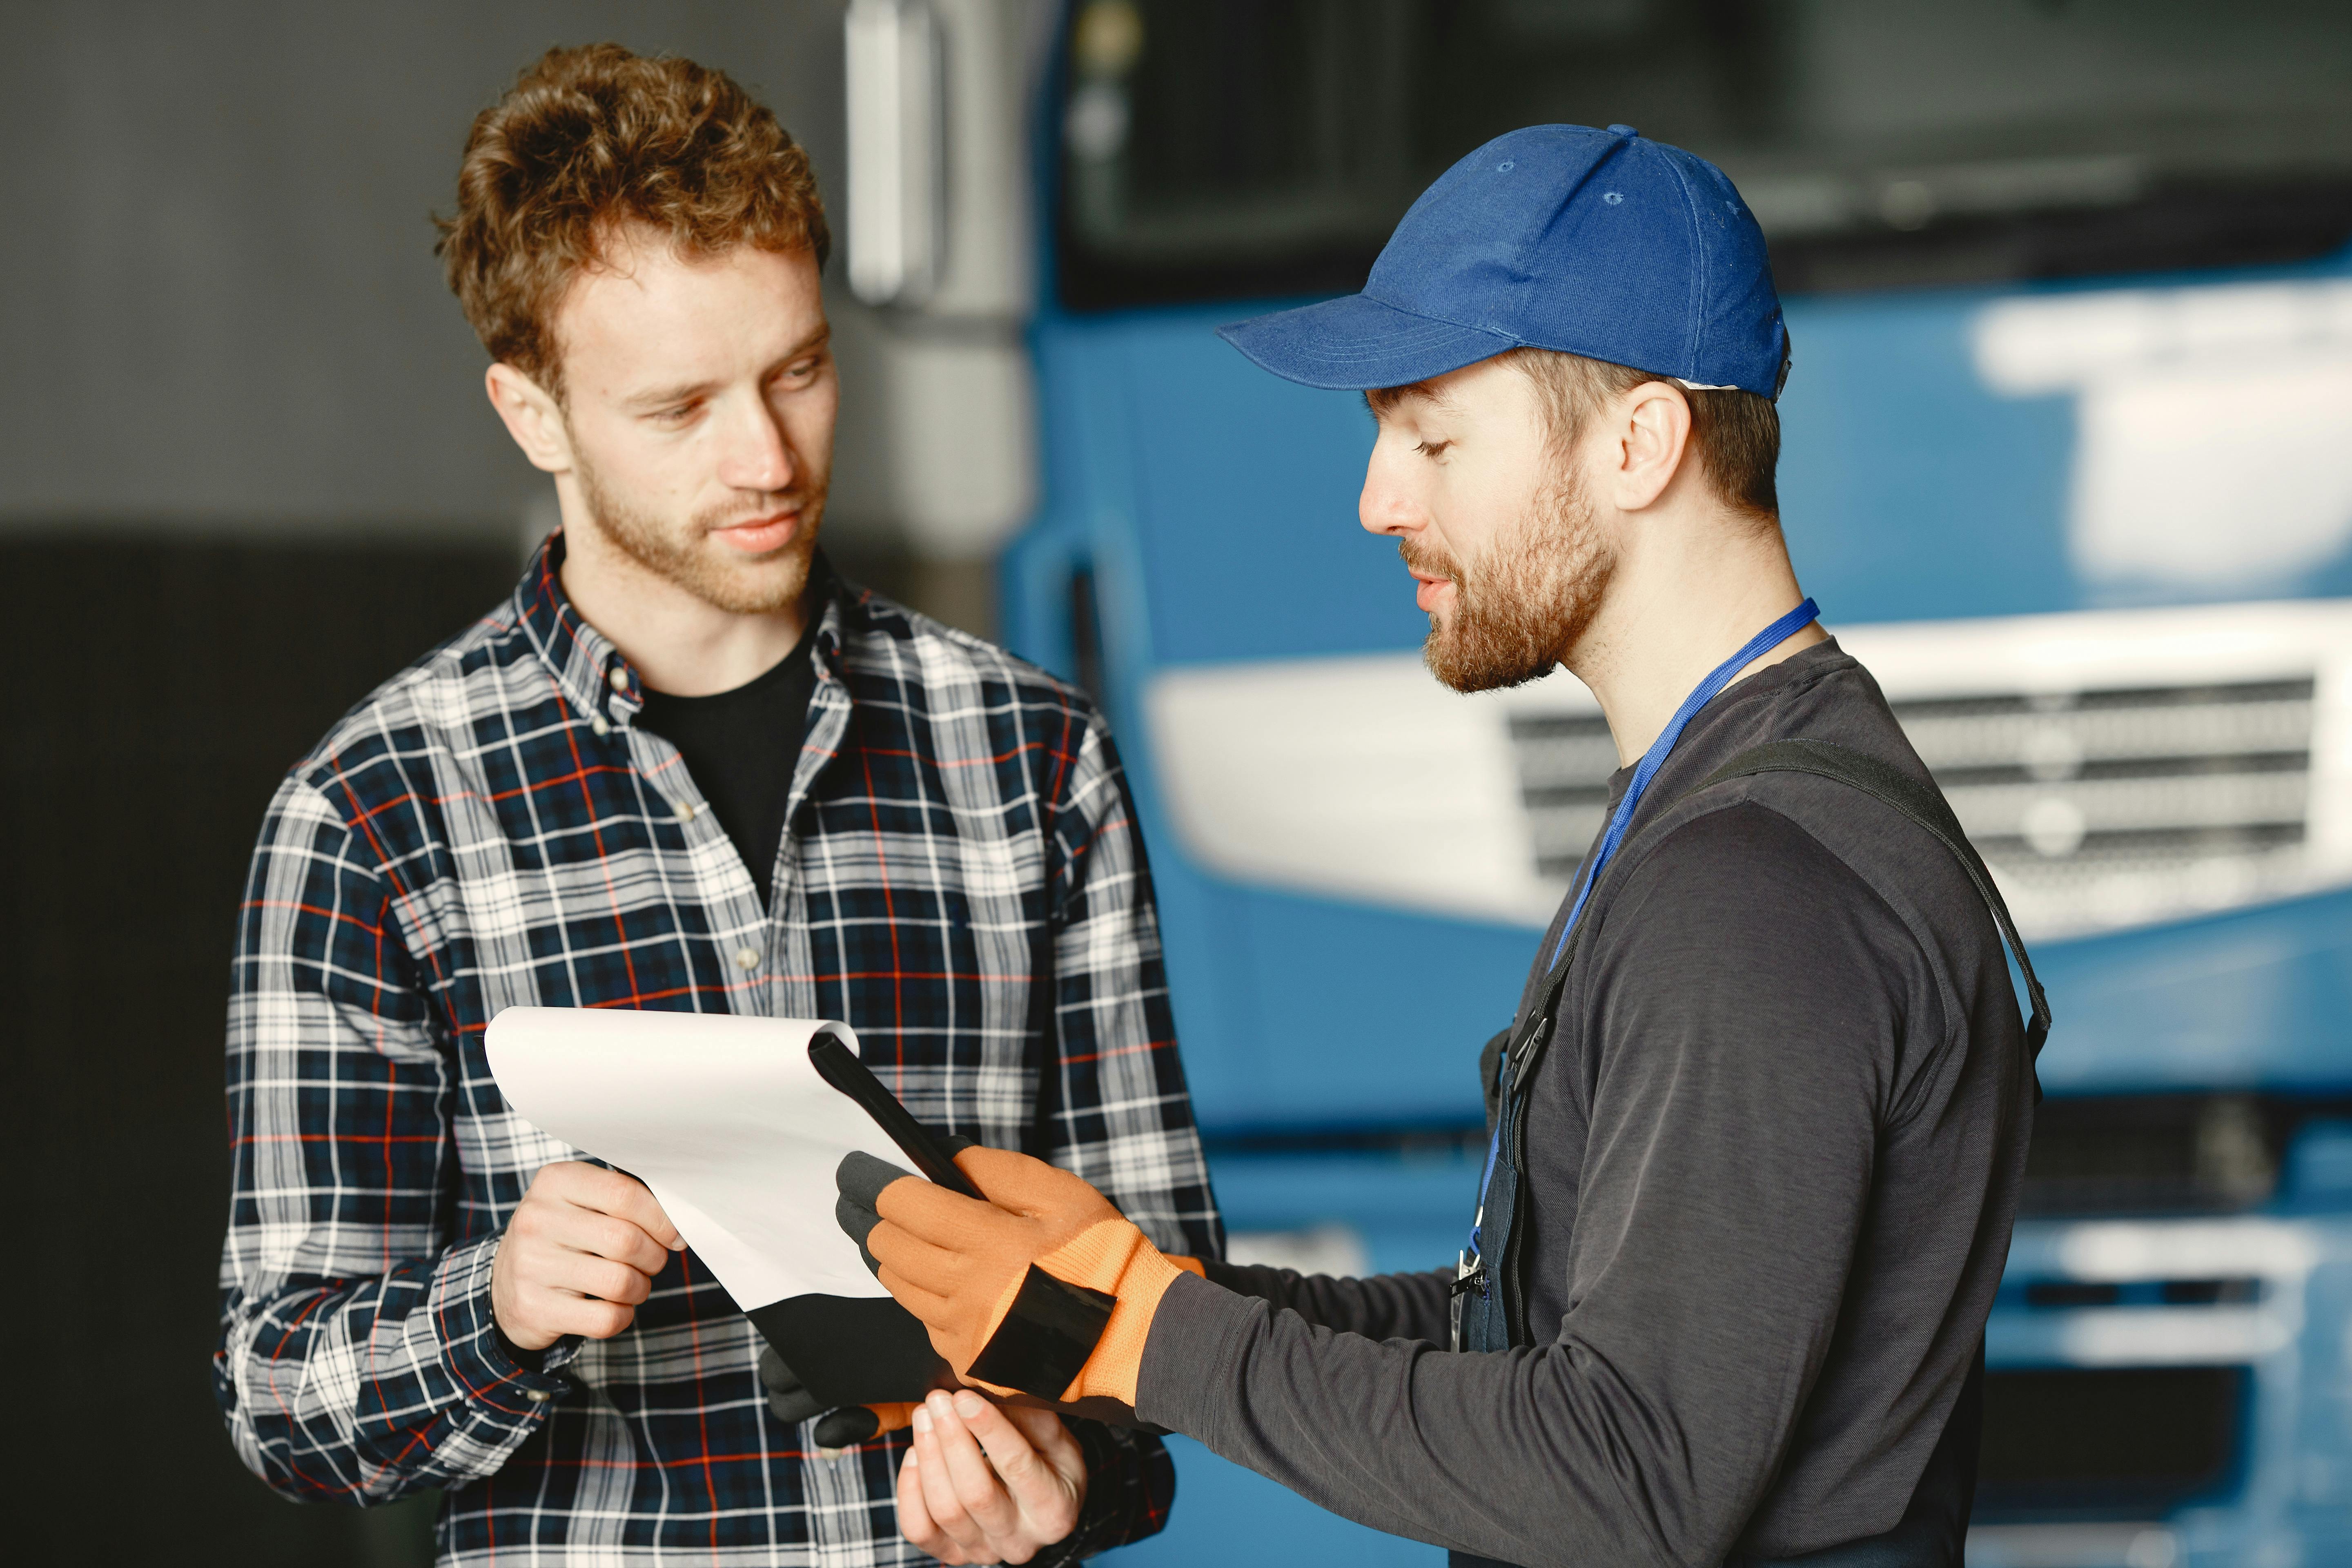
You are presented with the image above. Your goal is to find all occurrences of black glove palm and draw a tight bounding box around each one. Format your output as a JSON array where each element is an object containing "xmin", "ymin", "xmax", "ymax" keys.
[{"xmin": 746, "ymin": 1140, "xmax": 972, "ymax": 1446}]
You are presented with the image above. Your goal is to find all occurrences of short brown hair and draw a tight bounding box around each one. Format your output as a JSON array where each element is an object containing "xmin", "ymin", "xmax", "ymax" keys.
[
  {"xmin": 1372, "ymin": 349, "xmax": 1781, "ymax": 525},
  {"xmin": 435, "ymin": 44, "xmax": 831, "ymax": 392},
  {"xmin": 1506, "ymin": 347, "xmax": 1781, "ymax": 525}
]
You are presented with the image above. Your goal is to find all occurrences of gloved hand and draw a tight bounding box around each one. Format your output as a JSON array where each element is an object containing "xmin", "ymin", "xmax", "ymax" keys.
[
  {"xmin": 746, "ymin": 1134, "xmax": 982, "ymax": 1447},
  {"xmin": 755, "ymin": 1342, "xmax": 919, "ymax": 1448},
  {"xmin": 745, "ymin": 1262, "xmax": 959, "ymax": 1449},
  {"xmin": 836, "ymin": 1146, "xmax": 1198, "ymax": 1407}
]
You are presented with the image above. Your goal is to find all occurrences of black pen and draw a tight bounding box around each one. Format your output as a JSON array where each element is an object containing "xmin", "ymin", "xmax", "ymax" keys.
[{"xmin": 806, "ymin": 1027, "xmax": 986, "ymax": 1200}]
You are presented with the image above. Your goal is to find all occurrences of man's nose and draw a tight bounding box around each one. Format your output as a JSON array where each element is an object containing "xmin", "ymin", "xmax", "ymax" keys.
[
  {"xmin": 715, "ymin": 397, "xmax": 797, "ymax": 494},
  {"xmin": 1359, "ymin": 444, "xmax": 1417, "ymax": 539}
]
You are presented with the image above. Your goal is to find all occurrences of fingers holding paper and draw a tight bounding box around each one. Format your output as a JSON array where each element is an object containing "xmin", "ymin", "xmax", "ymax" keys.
[
  {"xmin": 898, "ymin": 1389, "xmax": 1086, "ymax": 1564},
  {"xmin": 493, "ymin": 1160, "xmax": 686, "ymax": 1352}
]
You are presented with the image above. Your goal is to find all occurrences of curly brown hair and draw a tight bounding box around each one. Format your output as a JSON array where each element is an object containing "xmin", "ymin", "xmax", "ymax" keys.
[{"xmin": 436, "ymin": 43, "xmax": 831, "ymax": 394}]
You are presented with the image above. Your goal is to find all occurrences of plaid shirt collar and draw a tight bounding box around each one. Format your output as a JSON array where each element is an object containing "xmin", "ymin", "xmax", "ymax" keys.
[{"xmin": 516, "ymin": 531, "xmax": 856, "ymax": 734}]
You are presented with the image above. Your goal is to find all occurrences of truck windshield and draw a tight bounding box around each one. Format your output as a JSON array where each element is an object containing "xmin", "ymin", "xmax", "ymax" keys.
[{"xmin": 1056, "ymin": 0, "xmax": 2352, "ymax": 310}]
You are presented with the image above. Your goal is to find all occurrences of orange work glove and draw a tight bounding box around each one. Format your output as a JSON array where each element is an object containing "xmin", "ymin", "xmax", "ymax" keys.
[{"xmin": 838, "ymin": 1147, "xmax": 1194, "ymax": 1406}]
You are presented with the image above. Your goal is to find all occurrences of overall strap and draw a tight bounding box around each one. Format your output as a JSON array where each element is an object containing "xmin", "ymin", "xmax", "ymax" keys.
[
  {"xmin": 1499, "ymin": 737, "xmax": 2051, "ymax": 1105},
  {"xmin": 1694, "ymin": 739, "xmax": 2051, "ymax": 1079}
]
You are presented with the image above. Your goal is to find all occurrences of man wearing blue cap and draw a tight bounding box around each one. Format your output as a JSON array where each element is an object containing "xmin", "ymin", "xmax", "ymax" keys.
[{"xmin": 841, "ymin": 126, "xmax": 2040, "ymax": 1568}]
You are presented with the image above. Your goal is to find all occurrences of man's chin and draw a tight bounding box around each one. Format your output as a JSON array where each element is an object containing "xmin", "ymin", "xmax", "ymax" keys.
[
  {"xmin": 1423, "ymin": 635, "xmax": 1488, "ymax": 694},
  {"xmin": 674, "ymin": 541, "xmax": 818, "ymax": 617},
  {"xmin": 1424, "ymin": 625, "xmax": 1556, "ymax": 695}
]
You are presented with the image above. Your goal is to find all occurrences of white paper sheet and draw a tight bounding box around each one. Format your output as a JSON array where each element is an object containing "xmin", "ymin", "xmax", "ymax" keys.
[{"xmin": 485, "ymin": 1007, "xmax": 913, "ymax": 1310}]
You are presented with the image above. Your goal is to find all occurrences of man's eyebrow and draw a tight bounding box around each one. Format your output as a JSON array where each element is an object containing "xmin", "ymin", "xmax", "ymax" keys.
[
  {"xmin": 623, "ymin": 377, "xmax": 718, "ymax": 412},
  {"xmin": 1363, "ymin": 380, "xmax": 1452, "ymax": 418},
  {"xmin": 772, "ymin": 324, "xmax": 832, "ymax": 368},
  {"xmin": 618, "ymin": 328, "xmax": 833, "ymax": 412}
]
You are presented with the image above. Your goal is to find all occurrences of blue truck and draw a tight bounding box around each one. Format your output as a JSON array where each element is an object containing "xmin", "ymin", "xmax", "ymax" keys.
[{"xmin": 851, "ymin": 3, "xmax": 2352, "ymax": 1562}]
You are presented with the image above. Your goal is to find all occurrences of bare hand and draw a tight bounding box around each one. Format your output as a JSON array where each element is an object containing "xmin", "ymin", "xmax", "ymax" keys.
[
  {"xmin": 491, "ymin": 1161, "xmax": 684, "ymax": 1352},
  {"xmin": 897, "ymin": 1389, "xmax": 1086, "ymax": 1564}
]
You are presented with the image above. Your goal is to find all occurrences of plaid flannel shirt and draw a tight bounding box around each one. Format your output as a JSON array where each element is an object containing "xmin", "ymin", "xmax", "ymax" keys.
[{"xmin": 216, "ymin": 540, "xmax": 1222, "ymax": 1564}]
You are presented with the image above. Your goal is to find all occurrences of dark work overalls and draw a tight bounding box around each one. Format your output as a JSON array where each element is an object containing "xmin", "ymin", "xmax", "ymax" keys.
[{"xmin": 1448, "ymin": 741, "xmax": 2051, "ymax": 1568}]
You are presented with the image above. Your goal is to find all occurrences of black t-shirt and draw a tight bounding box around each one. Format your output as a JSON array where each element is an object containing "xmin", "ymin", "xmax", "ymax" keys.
[{"xmin": 635, "ymin": 622, "xmax": 818, "ymax": 906}]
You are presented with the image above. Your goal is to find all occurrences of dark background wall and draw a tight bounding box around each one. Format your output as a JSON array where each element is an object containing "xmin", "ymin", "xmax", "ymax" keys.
[
  {"xmin": 0, "ymin": 2, "xmax": 854, "ymax": 536},
  {"xmin": 5, "ymin": 537, "xmax": 521, "ymax": 1564},
  {"xmin": 0, "ymin": 5, "xmax": 882, "ymax": 1561}
]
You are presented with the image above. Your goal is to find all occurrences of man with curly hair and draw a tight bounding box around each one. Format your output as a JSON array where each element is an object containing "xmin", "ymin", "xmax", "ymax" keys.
[{"xmin": 213, "ymin": 44, "xmax": 1219, "ymax": 1566}]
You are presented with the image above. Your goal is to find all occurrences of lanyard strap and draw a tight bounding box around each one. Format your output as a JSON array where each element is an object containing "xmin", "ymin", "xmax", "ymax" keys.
[
  {"xmin": 1471, "ymin": 597, "xmax": 1820, "ymax": 1255},
  {"xmin": 1547, "ymin": 598, "xmax": 1820, "ymax": 969}
]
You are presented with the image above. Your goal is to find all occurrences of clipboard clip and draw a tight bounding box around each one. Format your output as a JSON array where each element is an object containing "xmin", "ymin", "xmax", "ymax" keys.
[{"xmin": 807, "ymin": 1027, "xmax": 985, "ymax": 1200}]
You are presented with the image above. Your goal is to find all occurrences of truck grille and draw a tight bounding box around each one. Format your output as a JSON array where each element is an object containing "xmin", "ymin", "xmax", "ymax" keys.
[
  {"xmin": 1502, "ymin": 618, "xmax": 2346, "ymax": 941},
  {"xmin": 1508, "ymin": 711, "xmax": 1617, "ymax": 882},
  {"xmin": 1892, "ymin": 679, "xmax": 2314, "ymax": 934},
  {"xmin": 2019, "ymin": 1094, "xmax": 2286, "ymax": 1216},
  {"xmin": 1976, "ymin": 1365, "xmax": 2247, "ymax": 1519},
  {"xmin": 1510, "ymin": 682, "xmax": 2314, "ymax": 890}
]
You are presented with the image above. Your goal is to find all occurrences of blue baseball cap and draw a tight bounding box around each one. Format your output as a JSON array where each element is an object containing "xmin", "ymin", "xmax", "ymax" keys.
[{"xmin": 1218, "ymin": 124, "xmax": 1789, "ymax": 399}]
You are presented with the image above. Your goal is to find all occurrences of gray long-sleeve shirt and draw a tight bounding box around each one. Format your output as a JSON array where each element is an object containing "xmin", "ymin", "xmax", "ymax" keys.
[{"xmin": 1136, "ymin": 641, "xmax": 2035, "ymax": 1567}]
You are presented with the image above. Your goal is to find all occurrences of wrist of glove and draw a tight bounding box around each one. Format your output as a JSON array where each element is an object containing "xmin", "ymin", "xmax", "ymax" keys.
[{"xmin": 836, "ymin": 1147, "xmax": 1203, "ymax": 1409}]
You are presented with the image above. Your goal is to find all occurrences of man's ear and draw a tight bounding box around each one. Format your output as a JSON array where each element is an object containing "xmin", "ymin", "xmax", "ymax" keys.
[
  {"xmin": 486, "ymin": 363, "xmax": 575, "ymax": 476},
  {"xmin": 1607, "ymin": 380, "xmax": 1694, "ymax": 514}
]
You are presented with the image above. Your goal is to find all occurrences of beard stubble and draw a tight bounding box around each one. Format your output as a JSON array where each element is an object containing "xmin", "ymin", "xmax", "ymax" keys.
[
  {"xmin": 575, "ymin": 450, "xmax": 826, "ymax": 616},
  {"xmin": 1407, "ymin": 468, "xmax": 1613, "ymax": 694}
]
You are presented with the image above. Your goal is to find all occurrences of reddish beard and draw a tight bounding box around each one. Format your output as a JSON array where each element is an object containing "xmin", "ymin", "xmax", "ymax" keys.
[
  {"xmin": 575, "ymin": 450, "xmax": 825, "ymax": 616},
  {"xmin": 1403, "ymin": 470, "xmax": 1613, "ymax": 694}
]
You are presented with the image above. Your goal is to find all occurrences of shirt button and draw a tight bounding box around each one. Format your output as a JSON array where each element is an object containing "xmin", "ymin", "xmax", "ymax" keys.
[
  {"xmin": 734, "ymin": 947, "xmax": 760, "ymax": 971},
  {"xmin": 590, "ymin": 716, "xmax": 611, "ymax": 737},
  {"xmin": 608, "ymin": 667, "xmax": 630, "ymax": 693},
  {"xmin": 673, "ymin": 800, "xmax": 695, "ymax": 822},
  {"xmin": 523, "ymin": 1386, "xmax": 557, "ymax": 1403}
]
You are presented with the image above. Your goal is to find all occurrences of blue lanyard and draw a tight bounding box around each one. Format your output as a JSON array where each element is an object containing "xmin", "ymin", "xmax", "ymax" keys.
[
  {"xmin": 1470, "ymin": 597, "xmax": 1819, "ymax": 1256},
  {"xmin": 1544, "ymin": 597, "xmax": 1820, "ymax": 971}
]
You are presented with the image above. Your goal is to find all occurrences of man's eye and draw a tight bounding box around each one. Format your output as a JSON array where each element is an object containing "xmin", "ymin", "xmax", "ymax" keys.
[{"xmin": 653, "ymin": 403, "xmax": 699, "ymax": 423}]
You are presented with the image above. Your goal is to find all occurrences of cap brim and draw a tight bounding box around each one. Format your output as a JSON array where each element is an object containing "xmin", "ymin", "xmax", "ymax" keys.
[{"xmin": 1215, "ymin": 293, "xmax": 1521, "ymax": 392}]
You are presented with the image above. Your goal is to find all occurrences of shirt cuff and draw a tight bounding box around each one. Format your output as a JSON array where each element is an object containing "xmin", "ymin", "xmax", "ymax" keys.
[
  {"xmin": 1029, "ymin": 1419, "xmax": 1176, "ymax": 1564},
  {"xmin": 430, "ymin": 1233, "xmax": 579, "ymax": 1414},
  {"xmin": 1133, "ymin": 1268, "xmax": 1257, "ymax": 1442}
]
